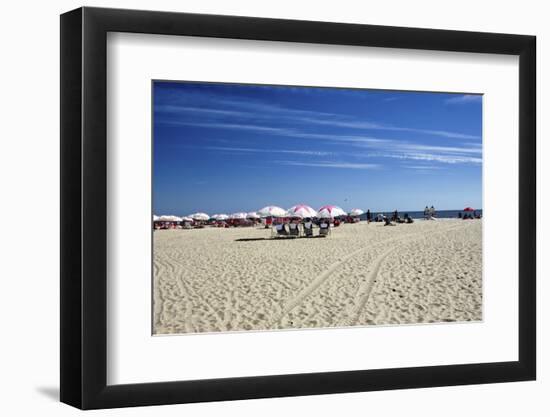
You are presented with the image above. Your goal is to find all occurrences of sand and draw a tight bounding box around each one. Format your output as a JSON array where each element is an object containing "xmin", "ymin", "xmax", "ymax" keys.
[{"xmin": 153, "ymin": 219, "xmax": 482, "ymax": 334}]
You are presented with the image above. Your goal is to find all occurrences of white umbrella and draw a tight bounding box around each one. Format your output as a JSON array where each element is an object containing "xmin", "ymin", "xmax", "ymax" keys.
[
  {"xmin": 181, "ymin": 216, "xmax": 193, "ymax": 222},
  {"xmin": 230, "ymin": 212, "xmax": 247, "ymax": 220},
  {"xmin": 158, "ymin": 215, "xmax": 182, "ymax": 222},
  {"xmin": 317, "ymin": 205, "xmax": 346, "ymax": 218},
  {"xmin": 257, "ymin": 205, "xmax": 287, "ymax": 218},
  {"xmin": 212, "ymin": 214, "xmax": 229, "ymax": 221},
  {"xmin": 246, "ymin": 211, "xmax": 260, "ymax": 219},
  {"xmin": 153, "ymin": 215, "xmax": 160, "ymax": 221},
  {"xmin": 189, "ymin": 212, "xmax": 210, "ymax": 221},
  {"xmin": 349, "ymin": 208, "xmax": 364, "ymax": 216},
  {"xmin": 287, "ymin": 204, "xmax": 317, "ymax": 218}
]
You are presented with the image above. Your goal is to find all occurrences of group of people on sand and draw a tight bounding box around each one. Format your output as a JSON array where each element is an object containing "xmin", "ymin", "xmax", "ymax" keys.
[
  {"xmin": 354, "ymin": 209, "xmax": 414, "ymax": 226},
  {"xmin": 458, "ymin": 211, "xmax": 481, "ymax": 220},
  {"xmin": 423, "ymin": 205, "xmax": 437, "ymax": 220},
  {"xmin": 382, "ymin": 210, "xmax": 414, "ymax": 226}
]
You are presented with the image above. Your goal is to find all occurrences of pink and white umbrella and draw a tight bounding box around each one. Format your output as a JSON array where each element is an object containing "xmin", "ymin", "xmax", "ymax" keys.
[
  {"xmin": 349, "ymin": 208, "xmax": 364, "ymax": 216},
  {"xmin": 257, "ymin": 205, "xmax": 287, "ymax": 218},
  {"xmin": 230, "ymin": 212, "xmax": 248, "ymax": 220},
  {"xmin": 287, "ymin": 204, "xmax": 317, "ymax": 218},
  {"xmin": 317, "ymin": 205, "xmax": 346, "ymax": 218},
  {"xmin": 189, "ymin": 212, "xmax": 210, "ymax": 221}
]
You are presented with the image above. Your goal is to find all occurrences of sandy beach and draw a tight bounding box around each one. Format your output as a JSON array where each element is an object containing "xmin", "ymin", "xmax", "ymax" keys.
[{"xmin": 153, "ymin": 219, "xmax": 482, "ymax": 334}]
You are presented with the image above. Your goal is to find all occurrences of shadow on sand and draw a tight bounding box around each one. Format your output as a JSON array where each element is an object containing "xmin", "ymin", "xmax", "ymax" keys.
[{"xmin": 234, "ymin": 236, "xmax": 327, "ymax": 242}]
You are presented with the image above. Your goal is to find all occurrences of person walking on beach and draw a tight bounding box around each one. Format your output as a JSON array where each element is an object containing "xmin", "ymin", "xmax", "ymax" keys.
[
  {"xmin": 424, "ymin": 206, "xmax": 429, "ymax": 219},
  {"xmin": 430, "ymin": 205, "xmax": 436, "ymax": 217},
  {"xmin": 366, "ymin": 209, "xmax": 371, "ymax": 224}
]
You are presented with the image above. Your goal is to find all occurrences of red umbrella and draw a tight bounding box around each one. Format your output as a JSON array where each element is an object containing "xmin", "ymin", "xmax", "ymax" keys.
[{"xmin": 463, "ymin": 207, "xmax": 475, "ymax": 212}]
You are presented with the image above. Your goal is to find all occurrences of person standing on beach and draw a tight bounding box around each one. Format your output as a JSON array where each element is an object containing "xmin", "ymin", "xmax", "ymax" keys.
[
  {"xmin": 366, "ymin": 209, "xmax": 371, "ymax": 224},
  {"xmin": 424, "ymin": 206, "xmax": 429, "ymax": 219},
  {"xmin": 392, "ymin": 210, "xmax": 399, "ymax": 222}
]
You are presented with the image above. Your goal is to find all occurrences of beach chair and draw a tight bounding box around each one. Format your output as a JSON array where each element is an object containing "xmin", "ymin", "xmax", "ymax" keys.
[
  {"xmin": 272, "ymin": 223, "xmax": 289, "ymax": 238},
  {"xmin": 319, "ymin": 222, "xmax": 330, "ymax": 237},
  {"xmin": 288, "ymin": 223, "xmax": 300, "ymax": 238},
  {"xmin": 303, "ymin": 222, "xmax": 314, "ymax": 237}
]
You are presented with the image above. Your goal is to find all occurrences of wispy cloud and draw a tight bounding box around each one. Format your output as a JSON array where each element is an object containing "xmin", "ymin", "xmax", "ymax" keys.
[
  {"xmin": 204, "ymin": 146, "xmax": 333, "ymax": 157},
  {"xmin": 158, "ymin": 119, "xmax": 392, "ymax": 145},
  {"xmin": 155, "ymin": 105, "xmax": 247, "ymax": 117},
  {"xmin": 403, "ymin": 165, "xmax": 444, "ymax": 170},
  {"xmin": 393, "ymin": 143, "xmax": 482, "ymax": 155},
  {"xmin": 159, "ymin": 120, "xmax": 291, "ymax": 135},
  {"xmin": 204, "ymin": 144, "xmax": 481, "ymax": 166},
  {"xmin": 156, "ymin": 92, "xmax": 480, "ymax": 140},
  {"xmin": 296, "ymin": 117, "xmax": 479, "ymax": 140},
  {"xmin": 156, "ymin": 92, "xmax": 335, "ymax": 120},
  {"xmin": 351, "ymin": 141, "xmax": 482, "ymax": 163},
  {"xmin": 286, "ymin": 131, "xmax": 391, "ymax": 144},
  {"xmin": 161, "ymin": 125, "xmax": 482, "ymax": 166},
  {"xmin": 214, "ymin": 98, "xmax": 336, "ymax": 119},
  {"xmin": 161, "ymin": 119, "xmax": 454, "ymax": 148},
  {"xmin": 276, "ymin": 160, "xmax": 379, "ymax": 170},
  {"xmin": 445, "ymin": 94, "xmax": 483, "ymax": 104},
  {"xmin": 375, "ymin": 152, "xmax": 482, "ymax": 164},
  {"xmin": 410, "ymin": 129, "xmax": 479, "ymax": 140}
]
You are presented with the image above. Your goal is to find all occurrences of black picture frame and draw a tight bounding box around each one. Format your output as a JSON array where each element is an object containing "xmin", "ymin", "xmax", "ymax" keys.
[{"xmin": 60, "ymin": 6, "xmax": 536, "ymax": 410}]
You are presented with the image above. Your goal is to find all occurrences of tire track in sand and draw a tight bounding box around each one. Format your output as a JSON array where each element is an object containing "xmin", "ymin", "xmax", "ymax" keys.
[
  {"xmin": 342, "ymin": 222, "xmax": 465, "ymax": 326},
  {"xmin": 272, "ymin": 222, "xmax": 463, "ymax": 327}
]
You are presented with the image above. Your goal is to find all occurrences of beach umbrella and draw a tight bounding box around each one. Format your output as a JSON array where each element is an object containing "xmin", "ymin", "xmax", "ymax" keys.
[
  {"xmin": 181, "ymin": 216, "xmax": 193, "ymax": 222},
  {"xmin": 463, "ymin": 207, "xmax": 475, "ymax": 212},
  {"xmin": 317, "ymin": 205, "xmax": 347, "ymax": 218},
  {"xmin": 257, "ymin": 205, "xmax": 287, "ymax": 218},
  {"xmin": 349, "ymin": 208, "xmax": 364, "ymax": 216},
  {"xmin": 287, "ymin": 204, "xmax": 317, "ymax": 218},
  {"xmin": 153, "ymin": 215, "xmax": 159, "ymax": 221},
  {"xmin": 230, "ymin": 212, "xmax": 248, "ymax": 220},
  {"xmin": 158, "ymin": 215, "xmax": 181, "ymax": 222},
  {"xmin": 246, "ymin": 211, "xmax": 260, "ymax": 219},
  {"xmin": 189, "ymin": 212, "xmax": 210, "ymax": 221},
  {"xmin": 212, "ymin": 214, "xmax": 229, "ymax": 221}
]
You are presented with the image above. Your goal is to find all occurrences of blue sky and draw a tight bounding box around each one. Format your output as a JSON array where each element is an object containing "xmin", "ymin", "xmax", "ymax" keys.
[{"xmin": 153, "ymin": 81, "xmax": 482, "ymax": 215}]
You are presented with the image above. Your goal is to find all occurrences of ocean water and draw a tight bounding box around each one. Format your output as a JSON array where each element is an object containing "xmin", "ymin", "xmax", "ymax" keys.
[{"xmin": 359, "ymin": 209, "xmax": 483, "ymax": 220}]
